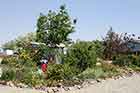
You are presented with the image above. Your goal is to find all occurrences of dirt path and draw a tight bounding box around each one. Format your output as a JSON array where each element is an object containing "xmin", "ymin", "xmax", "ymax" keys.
[
  {"xmin": 0, "ymin": 74, "xmax": 140, "ymax": 93},
  {"xmin": 0, "ymin": 85, "xmax": 45, "ymax": 93},
  {"xmin": 64, "ymin": 74, "xmax": 140, "ymax": 93}
]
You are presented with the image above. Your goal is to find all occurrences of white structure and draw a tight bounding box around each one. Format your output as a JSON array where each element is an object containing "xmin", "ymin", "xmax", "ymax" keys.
[
  {"xmin": 0, "ymin": 48, "xmax": 15, "ymax": 78},
  {"xmin": 6, "ymin": 50, "xmax": 14, "ymax": 56}
]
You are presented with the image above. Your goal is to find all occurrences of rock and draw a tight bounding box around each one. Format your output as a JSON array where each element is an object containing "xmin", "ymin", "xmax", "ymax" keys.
[
  {"xmin": 47, "ymin": 88, "xmax": 53, "ymax": 93},
  {"xmin": 89, "ymin": 80, "xmax": 97, "ymax": 84},
  {"xmin": 63, "ymin": 87, "xmax": 70, "ymax": 91},
  {"xmin": 126, "ymin": 72, "xmax": 133, "ymax": 77},
  {"xmin": 17, "ymin": 83, "xmax": 28, "ymax": 88},
  {"xmin": 96, "ymin": 79, "xmax": 101, "ymax": 83},
  {"xmin": 56, "ymin": 83, "xmax": 62, "ymax": 88},
  {"xmin": 40, "ymin": 87, "xmax": 47, "ymax": 92},
  {"xmin": 59, "ymin": 87, "xmax": 65, "ymax": 92},
  {"xmin": 68, "ymin": 87, "xmax": 73, "ymax": 91},
  {"xmin": 81, "ymin": 79, "xmax": 97, "ymax": 88},
  {"xmin": 35, "ymin": 85, "xmax": 41, "ymax": 90},
  {"xmin": 0, "ymin": 81, "xmax": 6, "ymax": 85},
  {"xmin": 117, "ymin": 75, "xmax": 122, "ymax": 79},
  {"xmin": 82, "ymin": 84, "xmax": 88, "ymax": 88},
  {"xmin": 114, "ymin": 76, "xmax": 119, "ymax": 80},
  {"xmin": 119, "ymin": 75, "xmax": 125, "ymax": 79},
  {"xmin": 7, "ymin": 81, "xmax": 15, "ymax": 87},
  {"xmin": 75, "ymin": 85, "xmax": 81, "ymax": 89},
  {"xmin": 82, "ymin": 82, "xmax": 88, "ymax": 88},
  {"xmin": 52, "ymin": 87, "xmax": 59, "ymax": 93},
  {"xmin": 117, "ymin": 76, "xmax": 120, "ymax": 79},
  {"xmin": 43, "ymin": 88, "xmax": 49, "ymax": 92}
]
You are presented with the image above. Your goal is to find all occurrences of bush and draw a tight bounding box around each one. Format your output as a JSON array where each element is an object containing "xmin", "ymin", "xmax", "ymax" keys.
[
  {"xmin": 92, "ymin": 40, "xmax": 105, "ymax": 58},
  {"xmin": 0, "ymin": 67, "xmax": 16, "ymax": 81},
  {"xmin": 113, "ymin": 55, "xmax": 133, "ymax": 67},
  {"xmin": 1, "ymin": 57, "xmax": 18, "ymax": 66},
  {"xmin": 15, "ymin": 67, "xmax": 43, "ymax": 87},
  {"xmin": 0, "ymin": 65, "xmax": 44, "ymax": 87},
  {"xmin": 78, "ymin": 63, "xmax": 119, "ymax": 79},
  {"xmin": 45, "ymin": 63, "xmax": 78, "ymax": 86},
  {"xmin": 78, "ymin": 68, "xmax": 96, "ymax": 79},
  {"xmin": 113, "ymin": 54, "xmax": 140, "ymax": 67},
  {"xmin": 21, "ymin": 72, "xmax": 43, "ymax": 87},
  {"xmin": 62, "ymin": 64, "xmax": 79, "ymax": 80},
  {"xmin": 78, "ymin": 67, "xmax": 107, "ymax": 79},
  {"xmin": 131, "ymin": 55, "xmax": 140, "ymax": 67},
  {"xmin": 101, "ymin": 63, "xmax": 120, "ymax": 77},
  {"xmin": 64, "ymin": 41, "xmax": 97, "ymax": 71},
  {"xmin": 46, "ymin": 64, "xmax": 65, "ymax": 81}
]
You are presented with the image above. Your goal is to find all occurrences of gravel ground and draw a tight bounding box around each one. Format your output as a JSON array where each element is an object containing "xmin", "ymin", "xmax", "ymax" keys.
[
  {"xmin": 64, "ymin": 74, "xmax": 140, "ymax": 93},
  {"xmin": 0, "ymin": 74, "xmax": 140, "ymax": 93}
]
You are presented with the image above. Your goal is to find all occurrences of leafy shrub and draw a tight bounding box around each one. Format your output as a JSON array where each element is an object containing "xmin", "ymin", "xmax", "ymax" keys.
[
  {"xmin": 0, "ymin": 67, "xmax": 16, "ymax": 81},
  {"xmin": 101, "ymin": 63, "xmax": 120, "ymax": 77},
  {"xmin": 78, "ymin": 63, "xmax": 119, "ymax": 79},
  {"xmin": 113, "ymin": 55, "xmax": 133, "ymax": 67},
  {"xmin": 78, "ymin": 68, "xmax": 96, "ymax": 79},
  {"xmin": 1, "ymin": 57, "xmax": 18, "ymax": 66},
  {"xmin": 92, "ymin": 40, "xmax": 105, "ymax": 58},
  {"xmin": 62, "ymin": 64, "xmax": 79, "ymax": 80},
  {"xmin": 129, "ymin": 65, "xmax": 140, "ymax": 71},
  {"xmin": 0, "ymin": 64, "xmax": 44, "ymax": 87},
  {"xmin": 113, "ymin": 54, "xmax": 140, "ymax": 67},
  {"xmin": 47, "ymin": 64, "xmax": 77, "ymax": 80},
  {"xmin": 46, "ymin": 63, "xmax": 78, "ymax": 86},
  {"xmin": 15, "ymin": 67, "xmax": 43, "ymax": 87},
  {"xmin": 78, "ymin": 66, "xmax": 113, "ymax": 79},
  {"xmin": 78, "ymin": 67, "xmax": 106, "ymax": 79},
  {"xmin": 131, "ymin": 55, "xmax": 140, "ymax": 67},
  {"xmin": 2, "ymin": 54, "xmax": 36, "ymax": 69},
  {"xmin": 46, "ymin": 64, "xmax": 65, "ymax": 80},
  {"xmin": 64, "ymin": 41, "xmax": 97, "ymax": 71}
]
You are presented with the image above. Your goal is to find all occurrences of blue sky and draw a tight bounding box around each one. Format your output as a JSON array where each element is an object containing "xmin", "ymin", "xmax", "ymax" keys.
[{"xmin": 0, "ymin": 0, "xmax": 140, "ymax": 44}]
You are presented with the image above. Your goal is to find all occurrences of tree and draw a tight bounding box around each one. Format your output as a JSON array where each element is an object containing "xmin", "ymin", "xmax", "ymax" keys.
[
  {"xmin": 2, "ymin": 32, "xmax": 36, "ymax": 49},
  {"xmin": 36, "ymin": 5, "xmax": 76, "ymax": 46},
  {"xmin": 36, "ymin": 14, "xmax": 47, "ymax": 43},
  {"xmin": 103, "ymin": 27, "xmax": 123, "ymax": 59}
]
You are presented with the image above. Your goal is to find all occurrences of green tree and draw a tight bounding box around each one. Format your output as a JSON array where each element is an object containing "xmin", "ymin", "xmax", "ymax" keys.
[
  {"xmin": 2, "ymin": 32, "xmax": 36, "ymax": 49},
  {"xmin": 36, "ymin": 14, "xmax": 47, "ymax": 43},
  {"xmin": 36, "ymin": 5, "xmax": 76, "ymax": 46}
]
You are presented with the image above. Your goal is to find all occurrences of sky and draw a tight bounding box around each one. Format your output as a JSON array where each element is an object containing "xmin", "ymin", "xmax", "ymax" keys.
[{"xmin": 0, "ymin": 0, "xmax": 140, "ymax": 45}]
